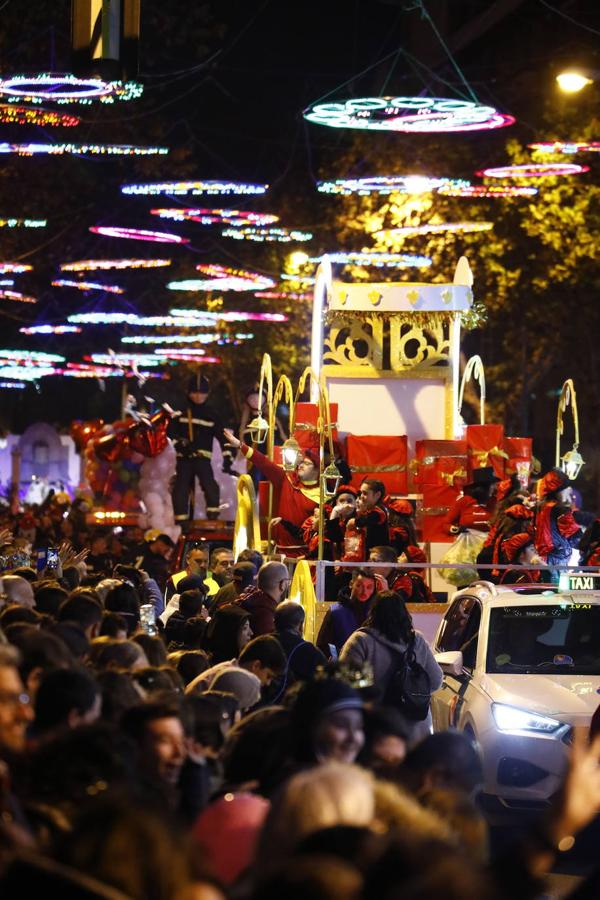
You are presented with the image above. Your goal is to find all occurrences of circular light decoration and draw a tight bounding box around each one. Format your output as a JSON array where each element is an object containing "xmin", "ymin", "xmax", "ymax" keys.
[
  {"xmin": 0, "ymin": 381, "xmax": 26, "ymax": 389},
  {"xmin": 68, "ymin": 311, "xmax": 287, "ymax": 326},
  {"xmin": 0, "ymin": 279, "xmax": 14, "ymax": 286},
  {"xmin": 20, "ymin": 324, "xmax": 81, "ymax": 335},
  {"xmin": 122, "ymin": 181, "xmax": 268, "ymax": 197},
  {"xmin": 159, "ymin": 352, "xmax": 221, "ymax": 363},
  {"xmin": 170, "ymin": 309, "xmax": 288, "ymax": 323},
  {"xmin": 303, "ymin": 97, "xmax": 514, "ymax": 133},
  {"xmin": 150, "ymin": 208, "xmax": 278, "ymax": 226},
  {"xmin": 0, "ymin": 365, "xmax": 57, "ymax": 381},
  {"xmin": 308, "ymin": 252, "xmax": 432, "ymax": 268},
  {"xmin": 0, "ymin": 142, "xmax": 168, "ymax": 157},
  {"xmin": 254, "ymin": 290, "xmax": 312, "ymax": 300},
  {"xmin": 0, "ymin": 349, "xmax": 64, "ymax": 363},
  {"xmin": 51, "ymin": 279, "xmax": 124, "ymax": 294},
  {"xmin": 168, "ymin": 264, "xmax": 276, "ymax": 292},
  {"xmin": 528, "ymin": 141, "xmax": 600, "ymax": 154},
  {"xmin": 0, "ymin": 104, "xmax": 80, "ymax": 126},
  {"xmin": 374, "ymin": 222, "xmax": 493, "ymax": 239},
  {"xmin": 0, "ymin": 289, "xmax": 36, "ymax": 303},
  {"xmin": 62, "ymin": 363, "xmax": 163, "ymax": 379},
  {"xmin": 221, "ymin": 226, "xmax": 313, "ymax": 243},
  {"xmin": 317, "ymin": 175, "xmax": 471, "ymax": 196},
  {"xmin": 280, "ymin": 273, "xmax": 316, "ymax": 285},
  {"xmin": 0, "ymin": 74, "xmax": 143, "ymax": 105},
  {"xmin": 61, "ymin": 258, "xmax": 171, "ymax": 272},
  {"xmin": 476, "ymin": 163, "xmax": 589, "ymax": 178},
  {"xmin": 86, "ymin": 353, "xmax": 164, "ymax": 367},
  {"xmin": 89, "ymin": 226, "xmax": 189, "ymax": 244},
  {"xmin": 0, "ymin": 262, "xmax": 33, "ymax": 274},
  {"xmin": 122, "ymin": 333, "xmax": 253, "ymax": 345},
  {"xmin": 0, "ymin": 218, "xmax": 46, "ymax": 228},
  {"xmin": 437, "ymin": 184, "xmax": 538, "ymax": 198}
]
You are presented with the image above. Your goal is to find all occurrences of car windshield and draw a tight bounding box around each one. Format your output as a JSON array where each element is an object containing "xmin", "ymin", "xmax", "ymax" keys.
[{"xmin": 487, "ymin": 603, "xmax": 600, "ymax": 674}]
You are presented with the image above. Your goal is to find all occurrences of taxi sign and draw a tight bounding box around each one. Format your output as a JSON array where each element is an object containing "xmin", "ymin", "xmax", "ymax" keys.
[{"xmin": 559, "ymin": 572, "xmax": 600, "ymax": 592}]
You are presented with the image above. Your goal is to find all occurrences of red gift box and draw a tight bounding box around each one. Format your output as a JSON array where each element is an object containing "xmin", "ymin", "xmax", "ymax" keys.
[
  {"xmin": 413, "ymin": 439, "xmax": 468, "ymax": 487},
  {"xmin": 294, "ymin": 402, "xmax": 338, "ymax": 451},
  {"xmin": 421, "ymin": 484, "xmax": 460, "ymax": 543},
  {"xmin": 503, "ymin": 436, "xmax": 533, "ymax": 475},
  {"xmin": 346, "ymin": 434, "xmax": 408, "ymax": 494},
  {"xmin": 466, "ymin": 424, "xmax": 507, "ymax": 479}
]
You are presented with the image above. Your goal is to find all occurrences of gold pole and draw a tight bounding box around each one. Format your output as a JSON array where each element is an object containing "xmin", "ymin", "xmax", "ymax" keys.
[{"xmin": 555, "ymin": 378, "xmax": 579, "ymax": 467}]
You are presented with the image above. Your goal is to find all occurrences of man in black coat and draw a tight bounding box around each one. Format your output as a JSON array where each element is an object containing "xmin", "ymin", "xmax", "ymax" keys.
[{"xmin": 274, "ymin": 600, "xmax": 326, "ymax": 684}]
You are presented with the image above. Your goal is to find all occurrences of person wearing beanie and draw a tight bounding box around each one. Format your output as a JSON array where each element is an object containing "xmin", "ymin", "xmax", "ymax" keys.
[
  {"xmin": 209, "ymin": 667, "xmax": 262, "ymax": 712},
  {"xmin": 384, "ymin": 497, "xmax": 418, "ymax": 556},
  {"xmin": 290, "ymin": 675, "xmax": 364, "ymax": 765},
  {"xmin": 534, "ymin": 467, "xmax": 581, "ymax": 573},
  {"xmin": 170, "ymin": 373, "xmax": 235, "ymax": 524},
  {"xmin": 223, "ymin": 428, "xmax": 320, "ymax": 557}
]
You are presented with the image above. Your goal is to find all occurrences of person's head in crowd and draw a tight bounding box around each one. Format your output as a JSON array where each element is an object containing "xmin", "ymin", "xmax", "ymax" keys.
[
  {"xmin": 70, "ymin": 586, "xmax": 102, "ymax": 604},
  {"xmin": 398, "ymin": 730, "xmax": 484, "ymax": 798},
  {"xmin": 89, "ymin": 637, "xmax": 149, "ymax": 673},
  {"xmin": 0, "ymin": 604, "xmax": 42, "ymax": 630},
  {"xmin": 58, "ymin": 593, "xmax": 103, "ymax": 640},
  {"xmin": 183, "ymin": 694, "xmax": 227, "ymax": 759},
  {"xmin": 274, "ymin": 599, "xmax": 305, "ymax": 636},
  {"xmin": 232, "ymin": 561, "xmax": 257, "ymax": 595},
  {"xmin": 46, "ymin": 622, "xmax": 90, "ymax": 661},
  {"xmin": 348, "ymin": 569, "xmax": 376, "ymax": 606},
  {"xmin": 133, "ymin": 665, "xmax": 184, "ymax": 699},
  {"xmin": 99, "ymin": 610, "xmax": 128, "ymax": 639},
  {"xmin": 11, "ymin": 565, "xmax": 38, "ymax": 584},
  {"xmin": 177, "ymin": 574, "xmax": 207, "ymax": 596},
  {"xmin": 96, "ymin": 670, "xmax": 142, "ymax": 725},
  {"xmin": 193, "ymin": 792, "xmax": 271, "ymax": 887},
  {"xmin": 296, "ymin": 447, "xmax": 320, "ymax": 485},
  {"xmin": 368, "ymin": 546, "xmax": 398, "ymax": 581},
  {"xmin": 104, "ymin": 582, "xmax": 140, "ymax": 635},
  {"xmin": 358, "ymin": 479, "xmax": 385, "ymax": 512},
  {"xmin": 168, "ymin": 649, "xmax": 210, "ymax": 686},
  {"xmin": 9, "ymin": 626, "xmax": 73, "ymax": 699},
  {"xmin": 133, "ymin": 633, "xmax": 168, "ymax": 667},
  {"xmin": 205, "ymin": 605, "xmax": 252, "ymax": 663},
  {"xmin": 237, "ymin": 547, "xmax": 263, "ymax": 572},
  {"xmin": 210, "ymin": 667, "xmax": 261, "ymax": 712},
  {"xmin": 210, "ymin": 547, "xmax": 234, "ymax": 586},
  {"xmin": 252, "ymin": 854, "xmax": 363, "ymax": 900},
  {"xmin": 33, "ymin": 666, "xmax": 101, "ymax": 737},
  {"xmin": 182, "ymin": 616, "xmax": 208, "ymax": 650},
  {"xmin": 149, "ymin": 533, "xmax": 175, "ymax": 559},
  {"xmin": 203, "ymin": 689, "xmax": 240, "ymax": 736},
  {"xmin": 60, "ymin": 564, "xmax": 81, "ymax": 592},
  {"xmin": 184, "ymin": 545, "xmax": 209, "ymax": 579},
  {"xmin": 33, "ymin": 580, "xmax": 68, "ymax": 618},
  {"xmin": 93, "ymin": 577, "xmax": 122, "ymax": 604},
  {"xmin": 0, "ymin": 574, "xmax": 35, "ymax": 609},
  {"xmin": 222, "ymin": 706, "xmax": 293, "ymax": 795},
  {"xmin": 331, "ymin": 485, "xmax": 358, "ymax": 522},
  {"xmin": 0, "ymin": 644, "xmax": 34, "ymax": 755},
  {"xmin": 89, "ymin": 532, "xmax": 108, "ymax": 556},
  {"xmin": 238, "ymin": 635, "xmax": 287, "ymax": 686},
  {"xmin": 358, "ymin": 706, "xmax": 409, "ymax": 774},
  {"xmin": 165, "ymin": 589, "xmax": 209, "ymax": 646},
  {"xmin": 291, "ymin": 676, "xmax": 364, "ymax": 765},
  {"xmin": 363, "ymin": 590, "xmax": 414, "ymax": 644},
  {"xmin": 112, "ymin": 563, "xmax": 144, "ymax": 593},
  {"xmin": 257, "ymin": 561, "xmax": 290, "ymax": 603},
  {"xmin": 121, "ymin": 699, "xmax": 186, "ymax": 786},
  {"xmin": 419, "ymin": 788, "xmax": 488, "ymax": 862}
]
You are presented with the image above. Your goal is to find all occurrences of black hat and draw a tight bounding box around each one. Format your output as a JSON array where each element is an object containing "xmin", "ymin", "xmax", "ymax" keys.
[
  {"xmin": 187, "ymin": 373, "xmax": 210, "ymax": 394},
  {"xmin": 466, "ymin": 466, "xmax": 501, "ymax": 488}
]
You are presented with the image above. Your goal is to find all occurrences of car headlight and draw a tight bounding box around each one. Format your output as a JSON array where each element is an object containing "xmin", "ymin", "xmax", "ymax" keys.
[{"xmin": 492, "ymin": 703, "xmax": 562, "ymax": 734}]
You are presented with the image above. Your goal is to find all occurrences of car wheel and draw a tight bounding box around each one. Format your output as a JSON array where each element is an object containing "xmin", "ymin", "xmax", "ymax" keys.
[{"xmin": 463, "ymin": 724, "xmax": 479, "ymax": 752}]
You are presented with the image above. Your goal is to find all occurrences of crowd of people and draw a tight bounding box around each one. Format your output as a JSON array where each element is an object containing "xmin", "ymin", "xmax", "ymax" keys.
[{"xmin": 0, "ymin": 483, "xmax": 599, "ymax": 898}]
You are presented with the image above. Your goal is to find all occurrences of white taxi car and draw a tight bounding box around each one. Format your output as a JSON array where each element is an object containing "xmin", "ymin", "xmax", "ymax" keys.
[{"xmin": 431, "ymin": 579, "xmax": 600, "ymax": 813}]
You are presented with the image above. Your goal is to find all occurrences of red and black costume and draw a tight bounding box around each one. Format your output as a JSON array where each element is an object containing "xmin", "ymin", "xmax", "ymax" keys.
[
  {"xmin": 341, "ymin": 505, "xmax": 389, "ymax": 563},
  {"xmin": 534, "ymin": 469, "xmax": 580, "ymax": 568}
]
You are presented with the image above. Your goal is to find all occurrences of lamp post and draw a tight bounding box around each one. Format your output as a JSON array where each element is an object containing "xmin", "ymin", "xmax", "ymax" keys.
[
  {"xmin": 556, "ymin": 378, "xmax": 585, "ymax": 480},
  {"xmin": 556, "ymin": 69, "xmax": 597, "ymax": 94}
]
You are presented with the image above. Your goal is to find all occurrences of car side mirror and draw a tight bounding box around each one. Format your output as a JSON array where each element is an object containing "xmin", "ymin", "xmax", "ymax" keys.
[{"xmin": 435, "ymin": 650, "xmax": 464, "ymax": 676}]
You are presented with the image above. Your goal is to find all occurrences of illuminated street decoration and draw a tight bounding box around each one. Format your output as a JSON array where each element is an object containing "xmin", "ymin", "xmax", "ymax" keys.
[
  {"xmin": 374, "ymin": 222, "xmax": 493, "ymax": 239},
  {"xmin": 0, "ymin": 289, "xmax": 36, "ymax": 303},
  {"xmin": 170, "ymin": 309, "xmax": 288, "ymax": 323},
  {"xmin": 168, "ymin": 264, "xmax": 276, "ymax": 292},
  {"xmin": 308, "ymin": 252, "xmax": 432, "ymax": 268},
  {"xmin": 528, "ymin": 141, "xmax": 600, "ymax": 154},
  {"xmin": 122, "ymin": 333, "xmax": 253, "ymax": 344},
  {"xmin": 437, "ymin": 184, "xmax": 538, "ymax": 197},
  {"xmin": 0, "ymin": 73, "xmax": 143, "ymax": 105},
  {"xmin": 304, "ymin": 96, "xmax": 514, "ymax": 133},
  {"xmin": 86, "ymin": 353, "xmax": 165, "ymax": 366},
  {"xmin": 476, "ymin": 163, "xmax": 589, "ymax": 178},
  {"xmin": 159, "ymin": 351, "xmax": 221, "ymax": 362},
  {"xmin": 122, "ymin": 181, "xmax": 268, "ymax": 196},
  {"xmin": 0, "ymin": 349, "xmax": 64, "ymax": 363},
  {"xmin": 281, "ymin": 273, "xmax": 315, "ymax": 284},
  {"xmin": 254, "ymin": 290, "xmax": 312, "ymax": 300},
  {"xmin": 0, "ymin": 104, "xmax": 80, "ymax": 126},
  {"xmin": 61, "ymin": 258, "xmax": 171, "ymax": 272},
  {"xmin": 0, "ymin": 381, "xmax": 26, "ymax": 389},
  {"xmin": 0, "ymin": 262, "xmax": 33, "ymax": 273},
  {"xmin": 0, "ymin": 218, "xmax": 46, "ymax": 228},
  {"xmin": 0, "ymin": 280, "xmax": 14, "ymax": 286},
  {"xmin": 221, "ymin": 226, "xmax": 313, "ymax": 242},
  {"xmin": 150, "ymin": 208, "xmax": 278, "ymax": 225},
  {"xmin": 62, "ymin": 363, "xmax": 161, "ymax": 378},
  {"xmin": 20, "ymin": 325, "xmax": 81, "ymax": 335},
  {"xmin": 0, "ymin": 142, "xmax": 168, "ymax": 156},
  {"xmin": 317, "ymin": 175, "xmax": 471, "ymax": 195},
  {"xmin": 68, "ymin": 311, "xmax": 287, "ymax": 326},
  {"xmin": 52, "ymin": 279, "xmax": 125, "ymax": 294},
  {"xmin": 0, "ymin": 365, "xmax": 57, "ymax": 380},
  {"xmin": 89, "ymin": 226, "xmax": 189, "ymax": 244}
]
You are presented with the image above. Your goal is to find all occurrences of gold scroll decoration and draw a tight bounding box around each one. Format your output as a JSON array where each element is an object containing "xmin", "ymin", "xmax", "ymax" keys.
[
  {"xmin": 389, "ymin": 317, "xmax": 451, "ymax": 371},
  {"xmin": 323, "ymin": 314, "xmax": 383, "ymax": 369}
]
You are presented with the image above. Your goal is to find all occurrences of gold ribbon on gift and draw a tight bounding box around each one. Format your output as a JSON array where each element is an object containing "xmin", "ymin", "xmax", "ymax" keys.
[
  {"xmin": 350, "ymin": 464, "xmax": 406, "ymax": 473},
  {"xmin": 295, "ymin": 421, "xmax": 339, "ymax": 432},
  {"xmin": 413, "ymin": 453, "xmax": 468, "ymax": 469},
  {"xmin": 422, "ymin": 506, "xmax": 450, "ymax": 516},
  {"xmin": 440, "ymin": 468, "xmax": 467, "ymax": 486},
  {"xmin": 471, "ymin": 446, "xmax": 509, "ymax": 467}
]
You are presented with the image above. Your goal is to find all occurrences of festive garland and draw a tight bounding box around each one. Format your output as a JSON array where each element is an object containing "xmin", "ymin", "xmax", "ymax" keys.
[
  {"xmin": 169, "ymin": 264, "xmax": 276, "ymax": 292},
  {"xmin": 0, "ymin": 142, "xmax": 168, "ymax": 157},
  {"xmin": 528, "ymin": 141, "xmax": 600, "ymax": 154},
  {"xmin": 317, "ymin": 175, "xmax": 470, "ymax": 196},
  {"xmin": 0, "ymin": 73, "xmax": 143, "ymax": 105},
  {"xmin": 0, "ymin": 262, "xmax": 32, "ymax": 273},
  {"xmin": 20, "ymin": 325, "xmax": 81, "ymax": 335},
  {"xmin": 121, "ymin": 332, "xmax": 253, "ymax": 344},
  {"xmin": 121, "ymin": 180, "xmax": 268, "ymax": 196},
  {"xmin": 309, "ymin": 252, "xmax": 432, "ymax": 268},
  {"xmin": 221, "ymin": 226, "xmax": 313, "ymax": 242},
  {"xmin": 374, "ymin": 222, "xmax": 493, "ymax": 238},
  {"xmin": 0, "ymin": 289, "xmax": 36, "ymax": 303},
  {"xmin": 60, "ymin": 258, "xmax": 171, "ymax": 272},
  {"xmin": 52, "ymin": 279, "xmax": 125, "ymax": 294},
  {"xmin": 150, "ymin": 208, "xmax": 278, "ymax": 226},
  {"xmin": 0, "ymin": 218, "xmax": 46, "ymax": 228},
  {"xmin": 437, "ymin": 184, "xmax": 538, "ymax": 197},
  {"xmin": 476, "ymin": 163, "xmax": 589, "ymax": 178},
  {"xmin": 0, "ymin": 349, "xmax": 64, "ymax": 362},
  {"xmin": 0, "ymin": 104, "xmax": 80, "ymax": 126},
  {"xmin": 90, "ymin": 226, "xmax": 189, "ymax": 244}
]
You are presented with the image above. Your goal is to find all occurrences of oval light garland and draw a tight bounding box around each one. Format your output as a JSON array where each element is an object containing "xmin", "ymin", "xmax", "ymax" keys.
[
  {"xmin": 254, "ymin": 290, "xmax": 312, "ymax": 300},
  {"xmin": 158, "ymin": 351, "xmax": 221, "ymax": 363},
  {"xmin": 437, "ymin": 184, "xmax": 538, "ymax": 198},
  {"xmin": 89, "ymin": 226, "xmax": 189, "ymax": 244},
  {"xmin": 0, "ymin": 349, "xmax": 64, "ymax": 363},
  {"xmin": 169, "ymin": 309, "xmax": 288, "ymax": 323},
  {"xmin": 122, "ymin": 333, "xmax": 253, "ymax": 345},
  {"xmin": 317, "ymin": 175, "xmax": 471, "ymax": 196},
  {"xmin": 20, "ymin": 324, "xmax": 81, "ymax": 335},
  {"xmin": 304, "ymin": 96, "xmax": 514, "ymax": 133},
  {"xmin": 0, "ymin": 218, "xmax": 46, "ymax": 228},
  {"xmin": 0, "ymin": 289, "xmax": 36, "ymax": 303},
  {"xmin": 528, "ymin": 141, "xmax": 600, "ymax": 154},
  {"xmin": 0, "ymin": 262, "xmax": 33, "ymax": 273},
  {"xmin": 0, "ymin": 381, "xmax": 26, "ymax": 389},
  {"xmin": 121, "ymin": 180, "xmax": 268, "ymax": 196},
  {"xmin": 60, "ymin": 258, "xmax": 172, "ymax": 272},
  {"xmin": 150, "ymin": 208, "xmax": 278, "ymax": 226},
  {"xmin": 86, "ymin": 353, "xmax": 165, "ymax": 367},
  {"xmin": 280, "ymin": 273, "xmax": 315, "ymax": 285},
  {"xmin": 0, "ymin": 73, "xmax": 143, "ymax": 105},
  {"xmin": 0, "ymin": 142, "xmax": 168, "ymax": 157},
  {"xmin": 52, "ymin": 279, "xmax": 125, "ymax": 294},
  {"xmin": 308, "ymin": 252, "xmax": 432, "ymax": 268},
  {"xmin": 68, "ymin": 311, "xmax": 287, "ymax": 326},
  {"xmin": 221, "ymin": 226, "xmax": 313, "ymax": 243},
  {"xmin": 0, "ymin": 104, "xmax": 80, "ymax": 126},
  {"xmin": 475, "ymin": 163, "xmax": 589, "ymax": 178},
  {"xmin": 0, "ymin": 365, "xmax": 57, "ymax": 381},
  {"xmin": 374, "ymin": 222, "xmax": 493, "ymax": 239},
  {"xmin": 168, "ymin": 264, "xmax": 276, "ymax": 292}
]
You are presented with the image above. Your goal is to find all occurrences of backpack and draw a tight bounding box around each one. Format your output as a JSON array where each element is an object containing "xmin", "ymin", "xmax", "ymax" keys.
[{"xmin": 383, "ymin": 637, "xmax": 431, "ymax": 721}]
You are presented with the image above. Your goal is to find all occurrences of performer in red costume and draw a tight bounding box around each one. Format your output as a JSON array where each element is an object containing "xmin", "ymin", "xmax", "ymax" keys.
[
  {"xmin": 534, "ymin": 468, "xmax": 581, "ymax": 573},
  {"xmin": 444, "ymin": 467, "xmax": 499, "ymax": 535},
  {"xmin": 223, "ymin": 428, "xmax": 320, "ymax": 557}
]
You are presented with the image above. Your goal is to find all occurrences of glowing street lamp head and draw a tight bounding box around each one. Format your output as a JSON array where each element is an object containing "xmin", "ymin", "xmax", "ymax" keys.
[{"xmin": 556, "ymin": 71, "xmax": 593, "ymax": 94}]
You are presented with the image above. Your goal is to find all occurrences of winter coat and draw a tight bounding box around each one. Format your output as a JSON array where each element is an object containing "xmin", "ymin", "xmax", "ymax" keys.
[
  {"xmin": 239, "ymin": 587, "xmax": 277, "ymax": 635},
  {"xmin": 316, "ymin": 591, "xmax": 372, "ymax": 657},
  {"xmin": 340, "ymin": 626, "xmax": 443, "ymax": 747}
]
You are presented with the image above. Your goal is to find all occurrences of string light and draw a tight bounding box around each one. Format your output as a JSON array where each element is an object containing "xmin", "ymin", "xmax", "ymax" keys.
[
  {"xmin": 60, "ymin": 258, "xmax": 171, "ymax": 272},
  {"xmin": 304, "ymin": 96, "xmax": 515, "ymax": 133},
  {"xmin": 0, "ymin": 74, "xmax": 143, "ymax": 105},
  {"xmin": 221, "ymin": 226, "xmax": 313, "ymax": 242},
  {"xmin": 20, "ymin": 325, "xmax": 81, "ymax": 335},
  {"xmin": 0, "ymin": 289, "xmax": 36, "ymax": 303},
  {"xmin": 0, "ymin": 104, "xmax": 80, "ymax": 126},
  {"xmin": 0, "ymin": 349, "xmax": 64, "ymax": 362},
  {"xmin": 121, "ymin": 180, "xmax": 268, "ymax": 196},
  {"xmin": 280, "ymin": 273, "xmax": 315, "ymax": 285},
  {"xmin": 528, "ymin": 141, "xmax": 600, "ymax": 154},
  {"xmin": 0, "ymin": 381, "xmax": 26, "ymax": 389},
  {"xmin": 0, "ymin": 218, "xmax": 46, "ymax": 228},
  {"xmin": 0, "ymin": 142, "xmax": 168, "ymax": 156},
  {"xmin": 121, "ymin": 333, "xmax": 253, "ymax": 344},
  {"xmin": 0, "ymin": 262, "xmax": 32, "ymax": 273},
  {"xmin": 317, "ymin": 175, "xmax": 470, "ymax": 195},
  {"xmin": 169, "ymin": 309, "xmax": 288, "ymax": 323},
  {"xmin": 150, "ymin": 208, "xmax": 278, "ymax": 225},
  {"xmin": 62, "ymin": 363, "xmax": 162, "ymax": 378},
  {"xmin": 0, "ymin": 280, "xmax": 14, "ymax": 286},
  {"xmin": 159, "ymin": 352, "xmax": 221, "ymax": 363},
  {"xmin": 308, "ymin": 252, "xmax": 432, "ymax": 268},
  {"xmin": 437, "ymin": 184, "xmax": 538, "ymax": 197},
  {"xmin": 68, "ymin": 311, "xmax": 287, "ymax": 326},
  {"xmin": 51, "ymin": 279, "xmax": 125, "ymax": 294},
  {"xmin": 0, "ymin": 365, "xmax": 57, "ymax": 380},
  {"xmin": 168, "ymin": 264, "xmax": 276, "ymax": 292},
  {"xmin": 86, "ymin": 353, "xmax": 166, "ymax": 367},
  {"xmin": 89, "ymin": 226, "xmax": 189, "ymax": 244},
  {"xmin": 374, "ymin": 222, "xmax": 493, "ymax": 239},
  {"xmin": 476, "ymin": 163, "xmax": 589, "ymax": 178},
  {"xmin": 254, "ymin": 290, "xmax": 312, "ymax": 300}
]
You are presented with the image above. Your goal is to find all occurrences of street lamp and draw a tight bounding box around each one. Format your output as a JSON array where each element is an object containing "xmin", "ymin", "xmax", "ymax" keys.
[
  {"xmin": 556, "ymin": 69, "xmax": 595, "ymax": 93},
  {"xmin": 281, "ymin": 435, "xmax": 302, "ymax": 471},
  {"xmin": 556, "ymin": 378, "xmax": 585, "ymax": 480}
]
